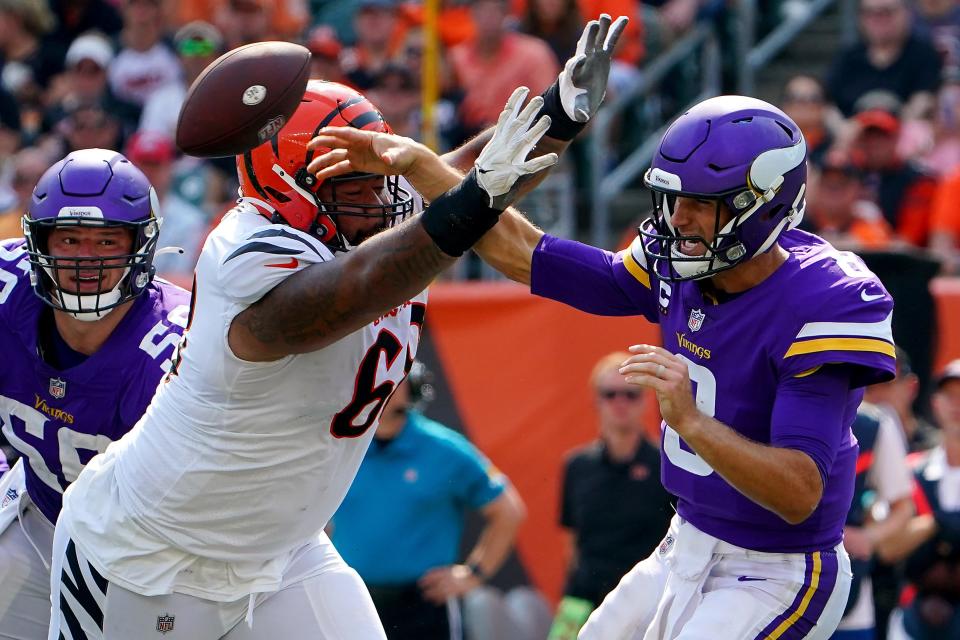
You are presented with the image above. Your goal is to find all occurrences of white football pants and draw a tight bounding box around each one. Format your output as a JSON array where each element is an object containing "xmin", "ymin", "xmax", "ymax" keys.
[
  {"xmin": 47, "ymin": 527, "xmax": 386, "ymax": 640},
  {"xmin": 0, "ymin": 491, "xmax": 55, "ymax": 640},
  {"xmin": 579, "ymin": 516, "xmax": 852, "ymax": 640}
]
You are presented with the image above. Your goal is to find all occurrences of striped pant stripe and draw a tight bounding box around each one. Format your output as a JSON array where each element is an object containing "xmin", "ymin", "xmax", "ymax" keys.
[
  {"xmin": 754, "ymin": 549, "xmax": 840, "ymax": 640},
  {"xmin": 57, "ymin": 539, "xmax": 108, "ymax": 640}
]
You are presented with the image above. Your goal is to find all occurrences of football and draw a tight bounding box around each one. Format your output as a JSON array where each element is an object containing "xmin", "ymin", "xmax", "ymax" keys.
[{"xmin": 175, "ymin": 41, "xmax": 311, "ymax": 158}]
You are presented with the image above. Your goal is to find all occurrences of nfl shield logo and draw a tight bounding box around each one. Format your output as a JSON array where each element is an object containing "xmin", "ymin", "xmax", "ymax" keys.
[
  {"xmin": 49, "ymin": 378, "xmax": 66, "ymax": 399},
  {"xmin": 658, "ymin": 534, "xmax": 675, "ymax": 557},
  {"xmin": 156, "ymin": 614, "xmax": 175, "ymax": 634},
  {"xmin": 688, "ymin": 309, "xmax": 705, "ymax": 332}
]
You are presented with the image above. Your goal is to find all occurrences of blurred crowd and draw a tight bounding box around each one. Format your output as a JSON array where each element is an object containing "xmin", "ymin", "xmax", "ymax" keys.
[
  {"xmin": 0, "ymin": 0, "xmax": 737, "ymax": 285},
  {"xmin": 2, "ymin": 0, "xmax": 960, "ymax": 284}
]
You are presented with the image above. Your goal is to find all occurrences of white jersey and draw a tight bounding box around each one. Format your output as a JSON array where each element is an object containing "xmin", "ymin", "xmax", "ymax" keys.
[{"xmin": 60, "ymin": 197, "xmax": 427, "ymax": 601}]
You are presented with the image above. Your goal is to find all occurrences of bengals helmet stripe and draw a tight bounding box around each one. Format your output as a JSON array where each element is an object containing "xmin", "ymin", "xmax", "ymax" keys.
[
  {"xmin": 242, "ymin": 150, "xmax": 268, "ymax": 200},
  {"xmin": 304, "ymin": 96, "xmax": 372, "ymax": 165},
  {"xmin": 349, "ymin": 111, "xmax": 382, "ymax": 129}
]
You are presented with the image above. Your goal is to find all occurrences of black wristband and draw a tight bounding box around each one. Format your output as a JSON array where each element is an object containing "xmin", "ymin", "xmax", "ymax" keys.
[
  {"xmin": 539, "ymin": 80, "xmax": 586, "ymax": 142},
  {"xmin": 420, "ymin": 168, "xmax": 501, "ymax": 257}
]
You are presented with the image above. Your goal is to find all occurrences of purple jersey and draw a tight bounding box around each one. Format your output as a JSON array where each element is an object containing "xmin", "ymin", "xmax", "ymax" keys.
[
  {"xmin": 531, "ymin": 229, "xmax": 896, "ymax": 553},
  {"xmin": 0, "ymin": 238, "xmax": 190, "ymax": 523}
]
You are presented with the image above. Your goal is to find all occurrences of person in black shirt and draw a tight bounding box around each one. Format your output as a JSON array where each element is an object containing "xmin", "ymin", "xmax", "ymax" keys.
[
  {"xmin": 825, "ymin": 0, "xmax": 942, "ymax": 119},
  {"xmin": 549, "ymin": 351, "xmax": 675, "ymax": 640}
]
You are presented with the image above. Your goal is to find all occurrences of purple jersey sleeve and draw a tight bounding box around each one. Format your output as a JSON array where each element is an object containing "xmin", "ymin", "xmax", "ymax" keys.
[
  {"xmin": 770, "ymin": 365, "xmax": 854, "ymax": 488},
  {"xmin": 777, "ymin": 232, "xmax": 896, "ymax": 388},
  {"xmin": 531, "ymin": 234, "xmax": 659, "ymax": 321}
]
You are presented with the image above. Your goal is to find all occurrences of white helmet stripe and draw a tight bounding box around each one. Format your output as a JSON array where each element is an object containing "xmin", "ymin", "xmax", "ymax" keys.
[{"xmin": 749, "ymin": 138, "xmax": 806, "ymax": 192}]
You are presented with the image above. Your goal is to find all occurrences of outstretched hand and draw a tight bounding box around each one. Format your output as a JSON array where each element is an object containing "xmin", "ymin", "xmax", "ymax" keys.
[
  {"xmin": 560, "ymin": 14, "xmax": 629, "ymax": 122},
  {"xmin": 475, "ymin": 86, "xmax": 558, "ymax": 210},
  {"xmin": 306, "ymin": 128, "xmax": 424, "ymax": 181}
]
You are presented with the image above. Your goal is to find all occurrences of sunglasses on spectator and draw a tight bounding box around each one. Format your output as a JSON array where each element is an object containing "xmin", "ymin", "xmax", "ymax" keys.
[
  {"xmin": 598, "ymin": 389, "xmax": 642, "ymax": 401},
  {"xmin": 178, "ymin": 39, "xmax": 217, "ymax": 58},
  {"xmin": 386, "ymin": 406, "xmax": 409, "ymax": 418}
]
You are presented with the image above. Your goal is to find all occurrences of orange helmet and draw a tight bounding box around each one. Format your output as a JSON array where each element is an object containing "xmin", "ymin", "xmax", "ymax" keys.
[{"xmin": 236, "ymin": 80, "xmax": 415, "ymax": 251}]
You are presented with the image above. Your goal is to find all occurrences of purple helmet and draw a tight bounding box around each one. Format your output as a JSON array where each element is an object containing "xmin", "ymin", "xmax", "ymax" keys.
[
  {"xmin": 22, "ymin": 148, "xmax": 161, "ymax": 320},
  {"xmin": 639, "ymin": 95, "xmax": 807, "ymax": 281}
]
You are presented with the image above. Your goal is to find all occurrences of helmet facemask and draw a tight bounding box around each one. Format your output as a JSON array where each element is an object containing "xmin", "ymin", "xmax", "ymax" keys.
[
  {"xmin": 319, "ymin": 172, "xmax": 414, "ymax": 251},
  {"xmin": 640, "ymin": 189, "xmax": 744, "ymax": 281},
  {"xmin": 23, "ymin": 214, "xmax": 161, "ymax": 321}
]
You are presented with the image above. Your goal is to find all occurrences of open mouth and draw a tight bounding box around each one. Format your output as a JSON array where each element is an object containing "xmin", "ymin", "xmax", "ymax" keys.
[
  {"xmin": 64, "ymin": 272, "xmax": 109, "ymax": 293},
  {"xmin": 679, "ymin": 239, "xmax": 707, "ymax": 257}
]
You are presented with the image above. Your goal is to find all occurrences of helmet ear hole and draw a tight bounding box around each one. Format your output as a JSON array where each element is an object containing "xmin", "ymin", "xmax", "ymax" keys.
[
  {"xmin": 264, "ymin": 186, "xmax": 291, "ymax": 203},
  {"xmin": 760, "ymin": 204, "xmax": 784, "ymax": 222}
]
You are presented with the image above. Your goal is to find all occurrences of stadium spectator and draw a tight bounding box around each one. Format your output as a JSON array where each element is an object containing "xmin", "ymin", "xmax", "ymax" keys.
[
  {"xmin": 0, "ymin": 0, "xmax": 62, "ymax": 99},
  {"xmin": 928, "ymin": 155, "xmax": 960, "ymax": 273},
  {"xmin": 47, "ymin": 0, "xmax": 123, "ymax": 43},
  {"xmin": 44, "ymin": 32, "xmax": 124, "ymax": 131},
  {"xmin": 834, "ymin": 404, "xmax": 914, "ymax": 639},
  {"xmin": 341, "ymin": 0, "xmax": 404, "ymax": 91},
  {"xmin": 521, "ymin": 0, "xmax": 584, "ymax": 65},
  {"xmin": 865, "ymin": 347, "xmax": 941, "ymax": 453},
  {"xmin": 801, "ymin": 157, "xmax": 895, "ymax": 250},
  {"xmin": 306, "ymin": 24, "xmax": 347, "ymax": 85},
  {"xmin": 880, "ymin": 360, "xmax": 960, "ymax": 639},
  {"xmin": 548, "ymin": 351, "xmax": 673, "ymax": 640},
  {"xmin": 913, "ymin": 0, "xmax": 960, "ymax": 76},
  {"xmin": 368, "ymin": 64, "xmax": 421, "ymax": 139},
  {"xmin": 56, "ymin": 100, "xmax": 122, "ymax": 154},
  {"xmin": 779, "ymin": 74, "xmax": 836, "ymax": 166},
  {"xmin": 140, "ymin": 21, "xmax": 224, "ymax": 139},
  {"xmin": 331, "ymin": 363, "xmax": 527, "ymax": 640},
  {"xmin": 55, "ymin": 32, "xmax": 114, "ymax": 103},
  {"xmin": 0, "ymin": 86, "xmax": 20, "ymax": 206},
  {"xmin": 125, "ymin": 131, "xmax": 209, "ymax": 281},
  {"xmin": 826, "ymin": 0, "xmax": 942, "ymax": 119},
  {"xmin": 633, "ymin": 0, "xmax": 701, "ymax": 42},
  {"xmin": 450, "ymin": 0, "xmax": 559, "ymax": 137},
  {"xmin": 108, "ymin": 0, "xmax": 181, "ymax": 124},
  {"xmin": 846, "ymin": 105, "xmax": 939, "ymax": 247},
  {"xmin": 213, "ymin": 0, "xmax": 283, "ymax": 50},
  {"xmin": 181, "ymin": 0, "xmax": 308, "ymax": 43},
  {"xmin": 0, "ymin": 146, "xmax": 52, "ymax": 239},
  {"xmin": 909, "ymin": 69, "xmax": 960, "ymax": 178}
]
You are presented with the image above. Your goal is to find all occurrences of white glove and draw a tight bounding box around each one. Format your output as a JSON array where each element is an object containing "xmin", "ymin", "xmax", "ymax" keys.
[
  {"xmin": 559, "ymin": 14, "xmax": 630, "ymax": 123},
  {"xmin": 475, "ymin": 87, "xmax": 559, "ymax": 210}
]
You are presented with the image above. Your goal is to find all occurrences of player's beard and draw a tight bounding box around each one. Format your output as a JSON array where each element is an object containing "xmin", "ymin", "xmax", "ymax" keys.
[{"xmin": 342, "ymin": 214, "xmax": 389, "ymax": 247}]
